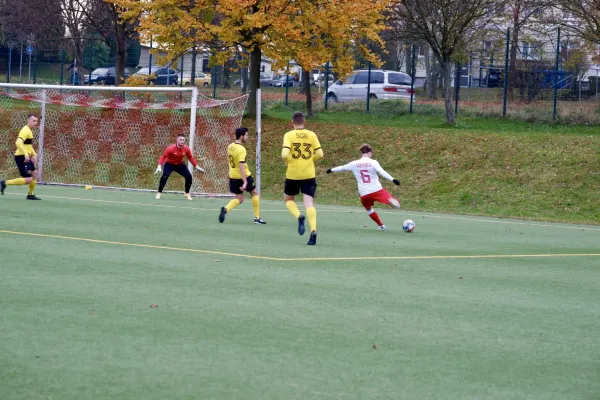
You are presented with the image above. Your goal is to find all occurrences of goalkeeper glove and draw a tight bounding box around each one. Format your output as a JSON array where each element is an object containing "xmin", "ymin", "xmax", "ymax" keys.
[
  {"xmin": 326, "ymin": 168, "xmax": 332, "ymax": 174},
  {"xmin": 154, "ymin": 165, "xmax": 162, "ymax": 175},
  {"xmin": 393, "ymin": 179, "xmax": 400, "ymax": 186},
  {"xmin": 195, "ymin": 165, "xmax": 205, "ymax": 173}
]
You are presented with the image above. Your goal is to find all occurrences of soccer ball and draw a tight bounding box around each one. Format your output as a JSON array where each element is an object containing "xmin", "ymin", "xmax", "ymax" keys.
[{"xmin": 402, "ymin": 219, "xmax": 415, "ymax": 233}]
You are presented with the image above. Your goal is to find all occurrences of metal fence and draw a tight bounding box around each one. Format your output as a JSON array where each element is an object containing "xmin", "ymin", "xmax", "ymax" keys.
[{"xmin": 2, "ymin": 28, "xmax": 600, "ymax": 124}]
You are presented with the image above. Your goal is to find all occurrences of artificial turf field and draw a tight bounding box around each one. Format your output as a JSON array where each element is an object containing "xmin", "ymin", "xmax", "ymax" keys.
[{"xmin": 1, "ymin": 185, "xmax": 599, "ymax": 400}]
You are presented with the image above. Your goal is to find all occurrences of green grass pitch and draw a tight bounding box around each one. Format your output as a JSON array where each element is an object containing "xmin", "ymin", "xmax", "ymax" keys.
[{"xmin": 1, "ymin": 186, "xmax": 599, "ymax": 399}]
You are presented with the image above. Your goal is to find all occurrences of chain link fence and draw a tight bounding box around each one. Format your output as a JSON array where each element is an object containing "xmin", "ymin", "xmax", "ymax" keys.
[{"xmin": 1, "ymin": 29, "xmax": 599, "ymax": 124}]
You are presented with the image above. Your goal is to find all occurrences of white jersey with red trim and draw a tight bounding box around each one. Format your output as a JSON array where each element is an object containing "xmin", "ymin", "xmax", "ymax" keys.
[{"xmin": 330, "ymin": 156, "xmax": 395, "ymax": 196}]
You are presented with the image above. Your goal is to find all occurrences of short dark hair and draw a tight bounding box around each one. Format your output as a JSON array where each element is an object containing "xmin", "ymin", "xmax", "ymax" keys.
[
  {"xmin": 292, "ymin": 111, "xmax": 305, "ymax": 125},
  {"xmin": 359, "ymin": 144, "xmax": 372, "ymax": 154},
  {"xmin": 27, "ymin": 114, "xmax": 37, "ymax": 120},
  {"xmin": 177, "ymin": 133, "xmax": 185, "ymax": 138},
  {"xmin": 235, "ymin": 127, "xmax": 248, "ymax": 139}
]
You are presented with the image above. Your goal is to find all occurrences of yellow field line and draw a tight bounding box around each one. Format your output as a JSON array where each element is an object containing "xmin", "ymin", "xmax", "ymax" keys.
[
  {"xmin": 0, "ymin": 229, "xmax": 598, "ymax": 261},
  {"xmin": 0, "ymin": 229, "xmax": 281, "ymax": 260}
]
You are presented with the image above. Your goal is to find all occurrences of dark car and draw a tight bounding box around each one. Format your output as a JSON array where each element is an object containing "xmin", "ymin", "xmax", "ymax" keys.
[
  {"xmin": 148, "ymin": 67, "xmax": 178, "ymax": 85},
  {"xmin": 84, "ymin": 67, "xmax": 131, "ymax": 85}
]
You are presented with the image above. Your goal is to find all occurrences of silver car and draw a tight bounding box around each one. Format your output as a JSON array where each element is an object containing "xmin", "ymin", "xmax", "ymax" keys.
[{"xmin": 325, "ymin": 70, "xmax": 415, "ymax": 102}]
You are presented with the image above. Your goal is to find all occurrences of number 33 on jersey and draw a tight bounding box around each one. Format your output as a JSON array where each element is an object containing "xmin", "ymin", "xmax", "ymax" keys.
[{"xmin": 282, "ymin": 129, "xmax": 322, "ymax": 180}]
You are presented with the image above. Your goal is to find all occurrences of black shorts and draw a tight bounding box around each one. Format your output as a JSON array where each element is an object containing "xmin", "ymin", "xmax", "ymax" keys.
[
  {"xmin": 15, "ymin": 155, "xmax": 36, "ymax": 178},
  {"xmin": 284, "ymin": 178, "xmax": 317, "ymax": 197},
  {"xmin": 229, "ymin": 176, "xmax": 256, "ymax": 194}
]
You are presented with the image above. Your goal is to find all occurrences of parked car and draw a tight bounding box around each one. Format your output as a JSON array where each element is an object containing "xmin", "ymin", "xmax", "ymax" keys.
[
  {"xmin": 234, "ymin": 72, "xmax": 277, "ymax": 86},
  {"xmin": 313, "ymin": 73, "xmax": 335, "ymax": 87},
  {"xmin": 181, "ymin": 72, "xmax": 211, "ymax": 87},
  {"xmin": 272, "ymin": 75, "xmax": 298, "ymax": 87},
  {"xmin": 325, "ymin": 69, "xmax": 414, "ymax": 102},
  {"xmin": 84, "ymin": 67, "xmax": 131, "ymax": 85},
  {"xmin": 134, "ymin": 66, "xmax": 178, "ymax": 85}
]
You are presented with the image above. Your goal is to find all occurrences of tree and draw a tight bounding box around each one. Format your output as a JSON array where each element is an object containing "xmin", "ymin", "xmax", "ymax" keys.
[
  {"xmin": 110, "ymin": 0, "xmax": 388, "ymax": 118},
  {"xmin": 389, "ymin": 0, "xmax": 507, "ymax": 124},
  {"xmin": 553, "ymin": 0, "xmax": 600, "ymax": 44},
  {"xmin": 74, "ymin": 0, "xmax": 138, "ymax": 86},
  {"xmin": 277, "ymin": 0, "xmax": 388, "ymax": 116}
]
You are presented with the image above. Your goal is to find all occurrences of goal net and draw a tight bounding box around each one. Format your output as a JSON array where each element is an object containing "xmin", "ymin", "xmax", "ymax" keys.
[{"xmin": 0, "ymin": 83, "xmax": 248, "ymax": 196}]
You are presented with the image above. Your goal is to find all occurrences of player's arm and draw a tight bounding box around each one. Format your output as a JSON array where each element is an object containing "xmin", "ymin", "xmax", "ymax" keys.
[
  {"xmin": 374, "ymin": 161, "xmax": 400, "ymax": 185},
  {"xmin": 155, "ymin": 147, "xmax": 169, "ymax": 174},
  {"xmin": 326, "ymin": 162, "xmax": 351, "ymax": 174},
  {"xmin": 15, "ymin": 137, "xmax": 30, "ymax": 159},
  {"xmin": 238, "ymin": 162, "xmax": 247, "ymax": 189},
  {"xmin": 313, "ymin": 135, "xmax": 323, "ymax": 161},
  {"xmin": 281, "ymin": 133, "xmax": 291, "ymax": 161},
  {"xmin": 185, "ymin": 147, "xmax": 205, "ymax": 172}
]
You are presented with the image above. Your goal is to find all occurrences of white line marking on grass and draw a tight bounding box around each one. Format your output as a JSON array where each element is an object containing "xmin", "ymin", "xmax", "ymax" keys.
[
  {"xmin": 0, "ymin": 229, "xmax": 599, "ymax": 262},
  {"xmin": 6, "ymin": 192, "xmax": 600, "ymax": 231}
]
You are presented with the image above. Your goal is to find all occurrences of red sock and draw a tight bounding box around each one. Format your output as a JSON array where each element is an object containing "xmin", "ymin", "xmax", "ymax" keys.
[{"xmin": 368, "ymin": 211, "xmax": 383, "ymax": 226}]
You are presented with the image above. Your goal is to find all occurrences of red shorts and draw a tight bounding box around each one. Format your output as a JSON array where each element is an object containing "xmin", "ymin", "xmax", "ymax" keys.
[{"xmin": 360, "ymin": 188, "xmax": 397, "ymax": 210}]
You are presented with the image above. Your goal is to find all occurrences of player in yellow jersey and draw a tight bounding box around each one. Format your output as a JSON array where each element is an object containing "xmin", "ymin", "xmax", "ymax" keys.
[
  {"xmin": 281, "ymin": 112, "xmax": 323, "ymax": 245},
  {"xmin": 1, "ymin": 114, "xmax": 41, "ymax": 200},
  {"xmin": 219, "ymin": 127, "xmax": 266, "ymax": 224}
]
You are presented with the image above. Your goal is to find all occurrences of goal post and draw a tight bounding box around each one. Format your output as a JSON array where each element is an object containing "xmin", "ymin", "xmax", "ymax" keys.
[{"xmin": 0, "ymin": 83, "xmax": 248, "ymax": 197}]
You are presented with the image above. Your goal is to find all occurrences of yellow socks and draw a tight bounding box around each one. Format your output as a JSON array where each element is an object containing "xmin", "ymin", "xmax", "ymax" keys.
[
  {"xmin": 251, "ymin": 195, "xmax": 260, "ymax": 218},
  {"xmin": 28, "ymin": 180, "xmax": 36, "ymax": 195},
  {"xmin": 225, "ymin": 198, "xmax": 240, "ymax": 212},
  {"xmin": 286, "ymin": 200, "xmax": 301, "ymax": 218},
  {"xmin": 6, "ymin": 178, "xmax": 27, "ymax": 186},
  {"xmin": 306, "ymin": 207, "xmax": 317, "ymax": 232}
]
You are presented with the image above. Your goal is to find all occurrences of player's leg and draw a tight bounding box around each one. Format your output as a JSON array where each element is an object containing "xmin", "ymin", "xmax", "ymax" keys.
[
  {"xmin": 220, "ymin": 179, "xmax": 243, "ymax": 223},
  {"xmin": 246, "ymin": 177, "xmax": 265, "ymax": 224},
  {"xmin": 377, "ymin": 189, "xmax": 400, "ymax": 209},
  {"xmin": 156, "ymin": 163, "xmax": 174, "ymax": 198},
  {"xmin": 3, "ymin": 156, "xmax": 37, "ymax": 199},
  {"xmin": 361, "ymin": 194, "xmax": 385, "ymax": 229},
  {"xmin": 301, "ymin": 179, "xmax": 318, "ymax": 245},
  {"xmin": 173, "ymin": 164, "xmax": 194, "ymax": 200},
  {"xmin": 27, "ymin": 159, "xmax": 39, "ymax": 199},
  {"xmin": 284, "ymin": 179, "xmax": 305, "ymax": 234}
]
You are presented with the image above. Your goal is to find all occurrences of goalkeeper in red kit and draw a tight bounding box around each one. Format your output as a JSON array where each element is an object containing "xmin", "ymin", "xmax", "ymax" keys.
[{"xmin": 155, "ymin": 133, "xmax": 205, "ymax": 200}]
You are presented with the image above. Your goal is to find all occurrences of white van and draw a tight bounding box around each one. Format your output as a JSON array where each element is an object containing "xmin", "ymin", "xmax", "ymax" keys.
[{"xmin": 325, "ymin": 70, "xmax": 415, "ymax": 102}]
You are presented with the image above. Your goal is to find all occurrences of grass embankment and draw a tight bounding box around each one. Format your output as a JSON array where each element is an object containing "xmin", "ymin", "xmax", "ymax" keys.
[{"xmin": 254, "ymin": 103, "xmax": 600, "ymax": 225}]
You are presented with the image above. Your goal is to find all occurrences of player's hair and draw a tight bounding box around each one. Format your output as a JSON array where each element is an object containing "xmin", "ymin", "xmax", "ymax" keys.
[
  {"xmin": 177, "ymin": 133, "xmax": 185, "ymax": 138},
  {"xmin": 292, "ymin": 111, "xmax": 305, "ymax": 125},
  {"xmin": 359, "ymin": 144, "xmax": 373, "ymax": 154},
  {"xmin": 27, "ymin": 113, "xmax": 37, "ymax": 120},
  {"xmin": 235, "ymin": 127, "xmax": 248, "ymax": 139}
]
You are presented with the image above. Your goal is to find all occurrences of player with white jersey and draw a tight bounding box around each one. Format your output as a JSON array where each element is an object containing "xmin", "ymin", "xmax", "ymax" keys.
[{"xmin": 326, "ymin": 144, "xmax": 400, "ymax": 231}]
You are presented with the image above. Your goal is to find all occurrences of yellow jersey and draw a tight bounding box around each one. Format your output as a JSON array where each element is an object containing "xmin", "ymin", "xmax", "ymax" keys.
[
  {"xmin": 15, "ymin": 125, "xmax": 37, "ymax": 157},
  {"xmin": 282, "ymin": 129, "xmax": 321, "ymax": 180},
  {"xmin": 227, "ymin": 142, "xmax": 251, "ymax": 179}
]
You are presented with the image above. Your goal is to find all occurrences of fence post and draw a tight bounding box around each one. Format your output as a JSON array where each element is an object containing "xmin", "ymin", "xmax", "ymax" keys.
[
  {"xmin": 33, "ymin": 53, "xmax": 37, "ymax": 84},
  {"xmin": 180, "ymin": 54, "xmax": 184, "ymax": 87},
  {"xmin": 7, "ymin": 47, "xmax": 12, "ymax": 83},
  {"xmin": 149, "ymin": 36, "xmax": 153, "ymax": 75},
  {"xmin": 88, "ymin": 41, "xmax": 93, "ymax": 84},
  {"xmin": 502, "ymin": 28, "xmax": 510, "ymax": 117},
  {"xmin": 285, "ymin": 61, "xmax": 290, "ymax": 107},
  {"xmin": 410, "ymin": 44, "xmax": 416, "ymax": 113},
  {"xmin": 324, "ymin": 61, "xmax": 330, "ymax": 110},
  {"xmin": 553, "ymin": 28, "xmax": 561, "ymax": 121},
  {"xmin": 454, "ymin": 62, "xmax": 460, "ymax": 114},
  {"xmin": 60, "ymin": 49, "xmax": 65, "ymax": 85},
  {"xmin": 212, "ymin": 65, "xmax": 217, "ymax": 99},
  {"xmin": 366, "ymin": 61, "xmax": 372, "ymax": 112}
]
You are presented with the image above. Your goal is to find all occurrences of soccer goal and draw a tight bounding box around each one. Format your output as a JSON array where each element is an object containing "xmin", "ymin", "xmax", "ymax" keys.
[{"xmin": 0, "ymin": 83, "xmax": 248, "ymax": 196}]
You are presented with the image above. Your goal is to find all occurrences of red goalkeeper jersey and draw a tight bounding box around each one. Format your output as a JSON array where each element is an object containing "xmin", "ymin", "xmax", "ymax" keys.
[{"xmin": 158, "ymin": 144, "xmax": 198, "ymax": 167}]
